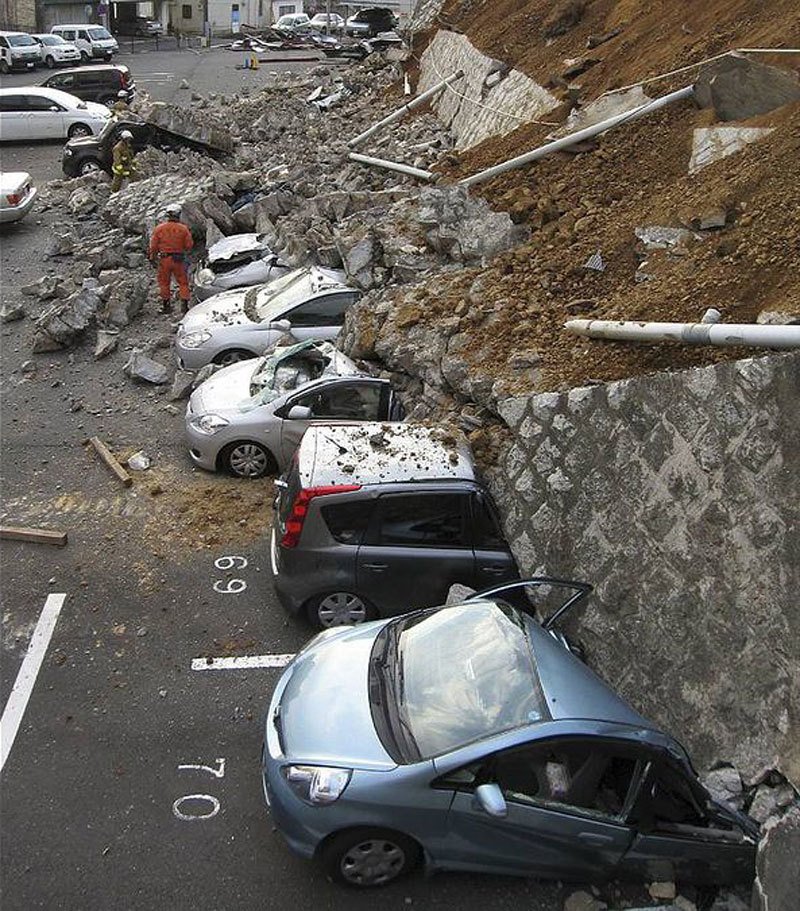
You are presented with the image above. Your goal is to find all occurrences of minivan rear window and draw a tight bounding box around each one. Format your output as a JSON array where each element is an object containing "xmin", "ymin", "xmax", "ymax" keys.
[{"xmin": 321, "ymin": 500, "xmax": 373, "ymax": 545}]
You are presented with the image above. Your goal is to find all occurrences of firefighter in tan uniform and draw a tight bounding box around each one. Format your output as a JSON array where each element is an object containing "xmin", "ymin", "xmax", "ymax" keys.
[{"xmin": 110, "ymin": 129, "xmax": 137, "ymax": 193}]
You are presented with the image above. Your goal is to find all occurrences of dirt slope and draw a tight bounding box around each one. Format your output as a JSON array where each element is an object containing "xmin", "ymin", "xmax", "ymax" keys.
[{"xmin": 408, "ymin": 1, "xmax": 800, "ymax": 391}]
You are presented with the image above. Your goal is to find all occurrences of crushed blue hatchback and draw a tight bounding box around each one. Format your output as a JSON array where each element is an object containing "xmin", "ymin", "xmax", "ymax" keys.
[{"xmin": 262, "ymin": 581, "xmax": 758, "ymax": 888}]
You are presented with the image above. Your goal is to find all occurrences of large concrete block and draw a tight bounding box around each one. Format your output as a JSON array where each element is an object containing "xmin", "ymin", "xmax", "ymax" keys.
[{"xmin": 695, "ymin": 55, "xmax": 800, "ymax": 122}]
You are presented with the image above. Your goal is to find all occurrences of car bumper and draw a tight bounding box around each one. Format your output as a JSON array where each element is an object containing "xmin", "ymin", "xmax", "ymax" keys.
[
  {"xmin": 9, "ymin": 58, "xmax": 38, "ymax": 69},
  {"xmin": 268, "ymin": 529, "xmax": 307, "ymax": 616},
  {"xmin": 175, "ymin": 340, "xmax": 214, "ymax": 371},
  {"xmin": 184, "ymin": 412, "xmax": 221, "ymax": 472},
  {"xmin": 0, "ymin": 186, "xmax": 37, "ymax": 224}
]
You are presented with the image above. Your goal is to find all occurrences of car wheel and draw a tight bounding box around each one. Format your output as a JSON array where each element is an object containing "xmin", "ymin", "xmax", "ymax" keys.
[
  {"xmin": 45, "ymin": 55, "xmax": 56, "ymax": 68},
  {"xmin": 0, "ymin": 60, "xmax": 9, "ymax": 74},
  {"xmin": 99, "ymin": 95, "xmax": 116, "ymax": 107},
  {"xmin": 79, "ymin": 158, "xmax": 102, "ymax": 175},
  {"xmin": 320, "ymin": 828, "xmax": 420, "ymax": 888},
  {"xmin": 68, "ymin": 123, "xmax": 93, "ymax": 138},
  {"xmin": 212, "ymin": 349, "xmax": 253, "ymax": 367},
  {"xmin": 80, "ymin": 51, "xmax": 90, "ymax": 64},
  {"xmin": 220, "ymin": 441, "xmax": 275, "ymax": 479},
  {"xmin": 308, "ymin": 592, "xmax": 374, "ymax": 629}
]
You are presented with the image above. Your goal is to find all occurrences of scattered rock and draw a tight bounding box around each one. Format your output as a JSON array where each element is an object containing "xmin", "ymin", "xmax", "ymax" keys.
[
  {"xmin": 703, "ymin": 765, "xmax": 744, "ymax": 807},
  {"xmin": 21, "ymin": 275, "xmax": 67, "ymax": 300},
  {"xmin": 757, "ymin": 310, "xmax": 800, "ymax": 326},
  {"xmin": 695, "ymin": 55, "xmax": 800, "ymax": 121},
  {"xmin": 0, "ymin": 301, "xmax": 26, "ymax": 323},
  {"xmin": 127, "ymin": 451, "xmax": 152, "ymax": 471},
  {"xmin": 44, "ymin": 229, "xmax": 76, "ymax": 258},
  {"xmin": 647, "ymin": 881, "xmax": 676, "ymax": 901},
  {"xmin": 563, "ymin": 890, "xmax": 606, "ymax": 911},
  {"xmin": 169, "ymin": 368, "xmax": 196, "ymax": 401},
  {"xmin": 543, "ymin": 0, "xmax": 586, "ymax": 39},
  {"xmin": 32, "ymin": 287, "xmax": 103, "ymax": 352},
  {"xmin": 94, "ymin": 329, "xmax": 120, "ymax": 360},
  {"xmin": 123, "ymin": 349, "xmax": 170, "ymax": 385},
  {"xmin": 753, "ymin": 806, "xmax": 800, "ymax": 911},
  {"xmin": 68, "ymin": 186, "xmax": 99, "ymax": 216},
  {"xmin": 749, "ymin": 781, "xmax": 797, "ymax": 823}
]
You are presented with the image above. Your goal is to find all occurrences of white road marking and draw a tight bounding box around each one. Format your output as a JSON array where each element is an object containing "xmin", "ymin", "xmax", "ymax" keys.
[
  {"xmin": 191, "ymin": 654, "xmax": 295, "ymax": 671},
  {"xmin": 172, "ymin": 793, "xmax": 220, "ymax": 821},
  {"xmin": 0, "ymin": 593, "xmax": 66, "ymax": 773},
  {"xmin": 178, "ymin": 759, "xmax": 226, "ymax": 778}
]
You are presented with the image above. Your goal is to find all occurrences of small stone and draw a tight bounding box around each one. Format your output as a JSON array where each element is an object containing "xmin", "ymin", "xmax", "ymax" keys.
[
  {"xmin": 126, "ymin": 451, "xmax": 152, "ymax": 471},
  {"xmin": 648, "ymin": 881, "xmax": 676, "ymax": 901},
  {"xmin": 169, "ymin": 369, "xmax": 196, "ymax": 401},
  {"xmin": 136, "ymin": 627, "xmax": 148, "ymax": 637},
  {"xmin": 0, "ymin": 301, "xmax": 26, "ymax": 323},
  {"xmin": 703, "ymin": 766, "xmax": 743, "ymax": 807},
  {"xmin": 179, "ymin": 78, "xmax": 190, "ymax": 89},
  {"xmin": 563, "ymin": 890, "xmax": 606, "ymax": 911},
  {"xmin": 674, "ymin": 896, "xmax": 697, "ymax": 911},
  {"xmin": 158, "ymin": 689, "xmax": 167, "ymax": 698},
  {"xmin": 123, "ymin": 349, "xmax": 169, "ymax": 385},
  {"xmin": 94, "ymin": 329, "xmax": 119, "ymax": 360}
]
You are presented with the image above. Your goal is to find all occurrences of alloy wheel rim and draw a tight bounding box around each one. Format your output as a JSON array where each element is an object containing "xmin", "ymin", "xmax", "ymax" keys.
[
  {"xmin": 229, "ymin": 444, "xmax": 268, "ymax": 477},
  {"xmin": 340, "ymin": 839, "xmax": 405, "ymax": 886},
  {"xmin": 317, "ymin": 592, "xmax": 367, "ymax": 627}
]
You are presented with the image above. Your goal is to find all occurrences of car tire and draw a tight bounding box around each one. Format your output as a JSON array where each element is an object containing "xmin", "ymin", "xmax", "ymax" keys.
[
  {"xmin": 78, "ymin": 158, "xmax": 102, "ymax": 175},
  {"xmin": 0, "ymin": 60, "xmax": 9, "ymax": 74},
  {"xmin": 80, "ymin": 51, "xmax": 90, "ymax": 64},
  {"xmin": 307, "ymin": 592, "xmax": 375, "ymax": 629},
  {"xmin": 45, "ymin": 55, "xmax": 56, "ymax": 68},
  {"xmin": 212, "ymin": 349, "xmax": 254, "ymax": 367},
  {"xmin": 68, "ymin": 123, "xmax": 93, "ymax": 138},
  {"xmin": 320, "ymin": 828, "xmax": 421, "ymax": 888},
  {"xmin": 220, "ymin": 441, "xmax": 276, "ymax": 479},
  {"xmin": 99, "ymin": 95, "xmax": 116, "ymax": 107}
]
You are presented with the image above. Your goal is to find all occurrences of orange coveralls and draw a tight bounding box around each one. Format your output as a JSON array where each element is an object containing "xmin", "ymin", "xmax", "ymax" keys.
[{"xmin": 148, "ymin": 220, "xmax": 194, "ymax": 305}]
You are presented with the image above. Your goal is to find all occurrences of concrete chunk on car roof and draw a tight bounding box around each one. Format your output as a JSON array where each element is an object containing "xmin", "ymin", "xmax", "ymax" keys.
[{"xmin": 300, "ymin": 422, "xmax": 477, "ymax": 488}]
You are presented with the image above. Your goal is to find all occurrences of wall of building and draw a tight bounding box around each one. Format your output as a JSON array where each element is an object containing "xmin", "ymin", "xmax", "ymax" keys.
[{"xmin": 1, "ymin": 0, "xmax": 36, "ymax": 30}]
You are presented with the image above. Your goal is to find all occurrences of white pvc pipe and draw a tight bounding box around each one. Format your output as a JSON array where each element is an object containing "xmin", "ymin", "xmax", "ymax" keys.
[
  {"xmin": 348, "ymin": 152, "xmax": 435, "ymax": 181},
  {"xmin": 460, "ymin": 85, "xmax": 694, "ymax": 188},
  {"xmin": 565, "ymin": 319, "xmax": 800, "ymax": 349},
  {"xmin": 347, "ymin": 70, "xmax": 464, "ymax": 149}
]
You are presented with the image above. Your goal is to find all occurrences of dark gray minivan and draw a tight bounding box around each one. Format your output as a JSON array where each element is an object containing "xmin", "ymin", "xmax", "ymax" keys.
[{"xmin": 269, "ymin": 423, "xmax": 519, "ymax": 628}]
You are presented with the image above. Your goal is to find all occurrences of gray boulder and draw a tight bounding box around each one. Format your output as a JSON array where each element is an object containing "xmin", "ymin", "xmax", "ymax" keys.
[
  {"xmin": 0, "ymin": 301, "xmax": 26, "ymax": 323},
  {"xmin": 44, "ymin": 229, "xmax": 76, "ymax": 258},
  {"xmin": 68, "ymin": 186, "xmax": 98, "ymax": 216},
  {"xmin": 32, "ymin": 286, "xmax": 103, "ymax": 352},
  {"xmin": 123, "ymin": 349, "xmax": 170, "ymax": 384},
  {"xmin": 94, "ymin": 329, "xmax": 119, "ymax": 359},
  {"xmin": 98, "ymin": 270, "xmax": 149, "ymax": 328},
  {"xmin": 169, "ymin": 368, "xmax": 196, "ymax": 401},
  {"xmin": 20, "ymin": 275, "xmax": 68, "ymax": 300},
  {"xmin": 753, "ymin": 806, "xmax": 800, "ymax": 911},
  {"xmin": 695, "ymin": 55, "xmax": 800, "ymax": 121}
]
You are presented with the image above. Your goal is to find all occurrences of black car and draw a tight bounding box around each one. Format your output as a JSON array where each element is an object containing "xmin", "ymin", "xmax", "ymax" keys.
[
  {"xmin": 115, "ymin": 17, "xmax": 163, "ymax": 37},
  {"xmin": 61, "ymin": 117, "xmax": 219, "ymax": 177},
  {"xmin": 40, "ymin": 64, "xmax": 135, "ymax": 107}
]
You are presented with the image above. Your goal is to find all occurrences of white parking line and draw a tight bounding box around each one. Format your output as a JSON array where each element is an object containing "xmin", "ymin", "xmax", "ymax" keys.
[
  {"xmin": 0, "ymin": 593, "xmax": 66, "ymax": 773},
  {"xmin": 191, "ymin": 654, "xmax": 295, "ymax": 671}
]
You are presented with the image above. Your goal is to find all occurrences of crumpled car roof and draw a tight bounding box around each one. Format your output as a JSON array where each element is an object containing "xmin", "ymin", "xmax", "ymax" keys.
[{"xmin": 208, "ymin": 233, "xmax": 271, "ymax": 263}]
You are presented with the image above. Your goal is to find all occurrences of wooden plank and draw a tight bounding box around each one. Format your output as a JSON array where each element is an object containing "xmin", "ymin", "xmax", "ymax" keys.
[
  {"xmin": 0, "ymin": 526, "xmax": 68, "ymax": 547},
  {"xmin": 88, "ymin": 436, "xmax": 133, "ymax": 488}
]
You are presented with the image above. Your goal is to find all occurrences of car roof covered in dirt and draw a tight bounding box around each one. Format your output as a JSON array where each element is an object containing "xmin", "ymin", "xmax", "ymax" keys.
[{"xmin": 299, "ymin": 422, "xmax": 477, "ymax": 487}]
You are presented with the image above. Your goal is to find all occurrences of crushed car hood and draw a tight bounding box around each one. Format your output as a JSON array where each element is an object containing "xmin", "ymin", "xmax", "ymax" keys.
[
  {"xmin": 207, "ymin": 232, "xmax": 271, "ymax": 263},
  {"xmin": 179, "ymin": 288, "xmax": 255, "ymax": 331},
  {"xmin": 189, "ymin": 360, "xmax": 252, "ymax": 414},
  {"xmin": 278, "ymin": 623, "xmax": 396, "ymax": 770}
]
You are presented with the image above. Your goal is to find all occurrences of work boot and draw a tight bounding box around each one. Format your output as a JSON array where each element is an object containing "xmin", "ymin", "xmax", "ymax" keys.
[
  {"xmin": 160, "ymin": 300, "xmax": 173, "ymax": 314},
  {"xmin": 180, "ymin": 298, "xmax": 191, "ymax": 315}
]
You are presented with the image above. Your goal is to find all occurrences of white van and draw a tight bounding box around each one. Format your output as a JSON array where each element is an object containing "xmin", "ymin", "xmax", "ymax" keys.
[
  {"xmin": 0, "ymin": 32, "xmax": 42, "ymax": 73},
  {"xmin": 50, "ymin": 24, "xmax": 118, "ymax": 62}
]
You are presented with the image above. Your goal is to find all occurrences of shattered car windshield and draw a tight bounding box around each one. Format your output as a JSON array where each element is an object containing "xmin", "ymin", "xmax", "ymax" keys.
[
  {"xmin": 243, "ymin": 339, "xmax": 333, "ymax": 407},
  {"xmin": 371, "ymin": 602, "xmax": 549, "ymax": 762}
]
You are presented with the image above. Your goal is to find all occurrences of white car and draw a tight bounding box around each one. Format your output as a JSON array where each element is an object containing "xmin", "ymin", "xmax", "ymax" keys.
[
  {"xmin": 0, "ymin": 31, "xmax": 42, "ymax": 72},
  {"xmin": 50, "ymin": 24, "xmax": 118, "ymax": 62},
  {"xmin": 274, "ymin": 13, "xmax": 310, "ymax": 32},
  {"xmin": 175, "ymin": 266, "xmax": 360, "ymax": 370},
  {"xmin": 194, "ymin": 233, "xmax": 291, "ymax": 301},
  {"xmin": 309, "ymin": 13, "xmax": 345, "ymax": 31},
  {"xmin": 0, "ymin": 87, "xmax": 110, "ymax": 142},
  {"xmin": 0, "ymin": 172, "xmax": 37, "ymax": 224},
  {"xmin": 31, "ymin": 34, "xmax": 81, "ymax": 68}
]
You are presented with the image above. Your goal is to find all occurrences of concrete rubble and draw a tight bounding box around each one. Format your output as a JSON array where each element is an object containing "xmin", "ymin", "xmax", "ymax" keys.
[
  {"xmin": 695, "ymin": 55, "xmax": 800, "ymax": 122},
  {"xmin": 123, "ymin": 349, "xmax": 170, "ymax": 385}
]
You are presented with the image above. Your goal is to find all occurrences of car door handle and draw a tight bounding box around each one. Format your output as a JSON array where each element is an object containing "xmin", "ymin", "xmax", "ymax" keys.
[
  {"xmin": 362, "ymin": 563, "xmax": 388, "ymax": 571},
  {"xmin": 577, "ymin": 833, "xmax": 616, "ymax": 845},
  {"xmin": 480, "ymin": 566, "xmax": 507, "ymax": 576}
]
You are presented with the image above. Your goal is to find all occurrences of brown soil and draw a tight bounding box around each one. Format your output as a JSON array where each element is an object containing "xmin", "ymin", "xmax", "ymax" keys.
[{"xmin": 404, "ymin": 0, "xmax": 800, "ymax": 392}]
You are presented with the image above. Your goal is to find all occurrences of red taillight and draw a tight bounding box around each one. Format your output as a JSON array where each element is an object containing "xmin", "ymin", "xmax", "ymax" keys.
[
  {"xmin": 6, "ymin": 192, "xmax": 23, "ymax": 206},
  {"xmin": 279, "ymin": 485, "xmax": 360, "ymax": 548}
]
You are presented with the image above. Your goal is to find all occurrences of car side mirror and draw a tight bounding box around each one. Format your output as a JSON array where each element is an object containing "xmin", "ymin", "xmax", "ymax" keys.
[
  {"xmin": 473, "ymin": 783, "xmax": 507, "ymax": 819},
  {"xmin": 286, "ymin": 405, "xmax": 312, "ymax": 421},
  {"xmin": 49, "ymin": 105, "xmax": 60, "ymax": 112},
  {"xmin": 268, "ymin": 319, "xmax": 292, "ymax": 332}
]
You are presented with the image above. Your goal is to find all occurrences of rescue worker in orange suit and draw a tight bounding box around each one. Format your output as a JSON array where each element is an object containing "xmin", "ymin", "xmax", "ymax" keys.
[
  {"xmin": 148, "ymin": 204, "xmax": 194, "ymax": 314},
  {"xmin": 110, "ymin": 129, "xmax": 137, "ymax": 193}
]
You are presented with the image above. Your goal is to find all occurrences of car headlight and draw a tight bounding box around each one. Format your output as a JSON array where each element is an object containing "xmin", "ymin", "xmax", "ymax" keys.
[
  {"xmin": 64, "ymin": 149, "xmax": 73, "ymax": 157},
  {"xmin": 283, "ymin": 765, "xmax": 351, "ymax": 805},
  {"xmin": 191, "ymin": 413, "xmax": 229, "ymax": 435},
  {"xmin": 180, "ymin": 329, "xmax": 212, "ymax": 348},
  {"xmin": 195, "ymin": 268, "xmax": 215, "ymax": 286}
]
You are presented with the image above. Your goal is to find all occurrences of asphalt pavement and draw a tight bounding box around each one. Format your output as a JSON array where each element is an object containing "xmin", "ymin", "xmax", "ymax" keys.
[{"xmin": 0, "ymin": 47, "xmax": 571, "ymax": 911}]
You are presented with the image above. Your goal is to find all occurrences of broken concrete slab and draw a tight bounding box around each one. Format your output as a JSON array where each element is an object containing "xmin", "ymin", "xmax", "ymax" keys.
[
  {"xmin": 168, "ymin": 368, "xmax": 196, "ymax": 401},
  {"xmin": 20, "ymin": 275, "xmax": 68, "ymax": 300},
  {"xmin": 123, "ymin": 349, "xmax": 170, "ymax": 385},
  {"xmin": 562, "ymin": 84, "xmax": 650, "ymax": 133},
  {"xmin": 31, "ymin": 287, "xmax": 103, "ymax": 352},
  {"xmin": 68, "ymin": 186, "xmax": 99, "ymax": 216},
  {"xmin": 43, "ymin": 229, "xmax": 76, "ymax": 258},
  {"xmin": 695, "ymin": 55, "xmax": 800, "ymax": 122},
  {"xmin": 97, "ymin": 270, "xmax": 149, "ymax": 328},
  {"xmin": 753, "ymin": 806, "xmax": 800, "ymax": 911},
  {"xmin": 689, "ymin": 126, "xmax": 774, "ymax": 174},
  {"xmin": 635, "ymin": 226, "xmax": 698, "ymax": 250},
  {"xmin": 134, "ymin": 99, "xmax": 235, "ymax": 154}
]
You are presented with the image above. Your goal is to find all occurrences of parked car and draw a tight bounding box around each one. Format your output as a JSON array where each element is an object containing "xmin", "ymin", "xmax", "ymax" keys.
[
  {"xmin": 41, "ymin": 64, "xmax": 135, "ymax": 107},
  {"xmin": 50, "ymin": 24, "xmax": 118, "ymax": 63},
  {"xmin": 270, "ymin": 423, "xmax": 519, "ymax": 628},
  {"xmin": 0, "ymin": 87, "xmax": 110, "ymax": 142},
  {"xmin": 262, "ymin": 581, "xmax": 760, "ymax": 888},
  {"xmin": 309, "ymin": 12, "xmax": 345, "ymax": 31},
  {"xmin": 194, "ymin": 234, "xmax": 291, "ymax": 301},
  {"xmin": 0, "ymin": 171, "xmax": 37, "ymax": 224},
  {"xmin": 186, "ymin": 339, "xmax": 403, "ymax": 478},
  {"xmin": 31, "ymin": 33, "xmax": 81, "ymax": 68},
  {"xmin": 175, "ymin": 266, "xmax": 360, "ymax": 370},
  {"xmin": 0, "ymin": 32, "xmax": 42, "ymax": 73},
  {"xmin": 345, "ymin": 7, "xmax": 397, "ymax": 37},
  {"xmin": 274, "ymin": 13, "xmax": 311, "ymax": 32},
  {"xmin": 115, "ymin": 17, "xmax": 163, "ymax": 37}
]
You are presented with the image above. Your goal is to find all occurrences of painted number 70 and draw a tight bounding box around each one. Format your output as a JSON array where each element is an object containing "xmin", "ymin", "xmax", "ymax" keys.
[{"xmin": 172, "ymin": 758, "xmax": 226, "ymax": 821}]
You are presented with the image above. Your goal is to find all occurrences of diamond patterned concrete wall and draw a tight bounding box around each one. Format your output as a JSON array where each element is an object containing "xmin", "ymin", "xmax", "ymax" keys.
[{"xmin": 489, "ymin": 352, "xmax": 800, "ymax": 782}]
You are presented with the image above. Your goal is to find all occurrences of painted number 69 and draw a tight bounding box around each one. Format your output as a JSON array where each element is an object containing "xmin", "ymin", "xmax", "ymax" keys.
[{"xmin": 215, "ymin": 556, "xmax": 248, "ymax": 571}]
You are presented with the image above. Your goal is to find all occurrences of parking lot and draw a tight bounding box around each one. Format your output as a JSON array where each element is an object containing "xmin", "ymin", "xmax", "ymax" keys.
[{"xmin": 0, "ymin": 45, "xmax": 574, "ymax": 911}]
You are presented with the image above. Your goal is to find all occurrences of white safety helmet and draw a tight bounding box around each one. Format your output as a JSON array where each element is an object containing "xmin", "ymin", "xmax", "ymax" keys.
[
  {"xmin": 119, "ymin": 130, "xmax": 133, "ymax": 140},
  {"xmin": 117, "ymin": 90, "xmax": 128, "ymax": 98},
  {"xmin": 164, "ymin": 203, "xmax": 182, "ymax": 218}
]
